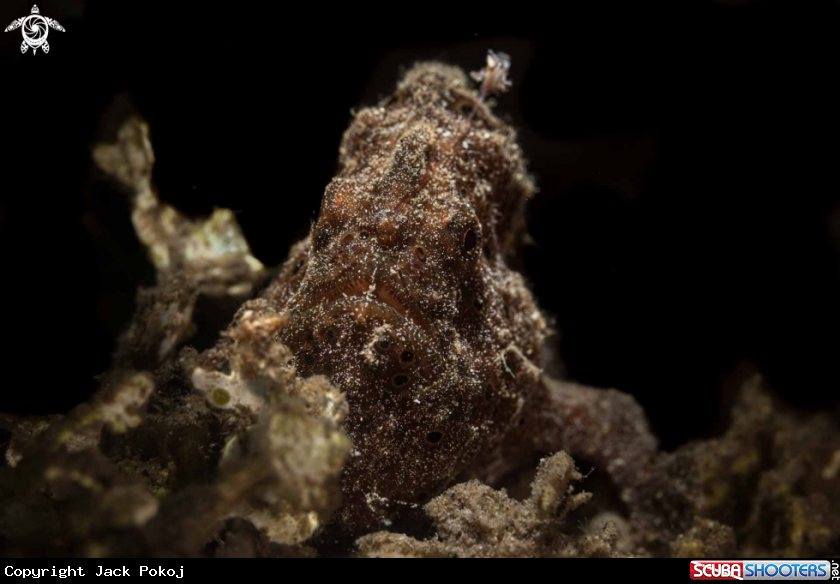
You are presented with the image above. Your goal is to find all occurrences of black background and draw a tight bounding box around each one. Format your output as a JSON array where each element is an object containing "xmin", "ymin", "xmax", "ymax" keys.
[{"xmin": 0, "ymin": 1, "xmax": 836, "ymax": 449}]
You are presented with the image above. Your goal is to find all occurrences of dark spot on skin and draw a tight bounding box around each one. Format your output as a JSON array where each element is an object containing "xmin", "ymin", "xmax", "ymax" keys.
[
  {"xmin": 426, "ymin": 431, "xmax": 443, "ymax": 444},
  {"xmin": 304, "ymin": 353, "xmax": 315, "ymax": 366},
  {"xmin": 313, "ymin": 230, "xmax": 329, "ymax": 250},
  {"xmin": 392, "ymin": 373, "xmax": 410, "ymax": 387},
  {"xmin": 417, "ymin": 493, "xmax": 430, "ymax": 503},
  {"xmin": 377, "ymin": 338, "xmax": 390, "ymax": 350},
  {"xmin": 484, "ymin": 384, "xmax": 494, "ymax": 400},
  {"xmin": 414, "ymin": 246, "xmax": 426, "ymax": 262},
  {"xmin": 473, "ymin": 296, "xmax": 485, "ymax": 312},
  {"xmin": 463, "ymin": 227, "xmax": 478, "ymax": 254},
  {"xmin": 400, "ymin": 350, "xmax": 414, "ymax": 363},
  {"xmin": 518, "ymin": 418, "xmax": 525, "ymax": 427}
]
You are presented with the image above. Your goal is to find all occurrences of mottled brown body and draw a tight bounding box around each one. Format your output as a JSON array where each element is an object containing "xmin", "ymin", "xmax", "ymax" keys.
[{"xmin": 265, "ymin": 63, "xmax": 547, "ymax": 528}]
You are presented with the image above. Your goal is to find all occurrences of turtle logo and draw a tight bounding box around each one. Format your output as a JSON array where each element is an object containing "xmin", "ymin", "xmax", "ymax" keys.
[{"xmin": 4, "ymin": 5, "xmax": 65, "ymax": 55}]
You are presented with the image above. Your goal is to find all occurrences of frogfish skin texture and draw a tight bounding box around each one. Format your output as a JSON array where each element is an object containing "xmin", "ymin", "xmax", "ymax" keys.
[{"xmin": 264, "ymin": 63, "xmax": 549, "ymax": 528}]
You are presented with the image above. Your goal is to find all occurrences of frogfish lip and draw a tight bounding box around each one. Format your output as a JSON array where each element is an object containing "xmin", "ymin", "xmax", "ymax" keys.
[{"xmin": 293, "ymin": 275, "xmax": 425, "ymax": 329}]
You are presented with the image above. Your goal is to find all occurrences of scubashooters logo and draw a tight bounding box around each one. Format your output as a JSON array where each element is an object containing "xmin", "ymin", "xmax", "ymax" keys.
[
  {"xmin": 691, "ymin": 560, "xmax": 833, "ymax": 580},
  {"xmin": 4, "ymin": 5, "xmax": 65, "ymax": 55}
]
